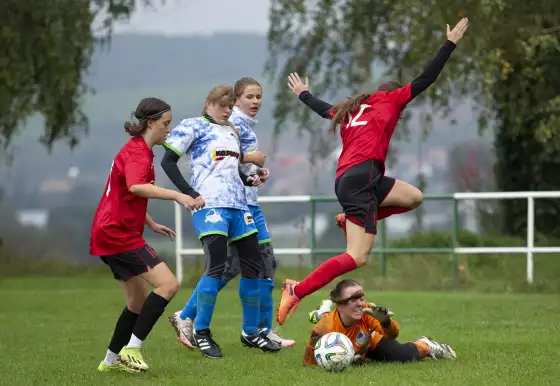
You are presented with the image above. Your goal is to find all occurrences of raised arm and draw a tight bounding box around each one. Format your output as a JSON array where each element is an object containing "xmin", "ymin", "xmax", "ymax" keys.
[
  {"xmin": 409, "ymin": 18, "xmax": 469, "ymax": 100},
  {"xmin": 287, "ymin": 72, "xmax": 333, "ymax": 119}
]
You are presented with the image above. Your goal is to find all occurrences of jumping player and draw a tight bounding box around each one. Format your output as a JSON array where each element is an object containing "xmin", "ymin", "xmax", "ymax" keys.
[
  {"xmin": 161, "ymin": 85, "xmax": 281, "ymax": 358},
  {"xmin": 277, "ymin": 18, "xmax": 469, "ymax": 325},
  {"xmin": 168, "ymin": 78, "xmax": 295, "ymax": 349},
  {"xmin": 92, "ymin": 97, "xmax": 199, "ymax": 373},
  {"xmin": 303, "ymin": 279, "xmax": 456, "ymax": 366}
]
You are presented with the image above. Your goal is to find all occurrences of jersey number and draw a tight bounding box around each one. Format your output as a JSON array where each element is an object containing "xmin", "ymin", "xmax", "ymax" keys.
[
  {"xmin": 346, "ymin": 104, "xmax": 370, "ymax": 127},
  {"xmin": 105, "ymin": 160, "xmax": 115, "ymax": 197}
]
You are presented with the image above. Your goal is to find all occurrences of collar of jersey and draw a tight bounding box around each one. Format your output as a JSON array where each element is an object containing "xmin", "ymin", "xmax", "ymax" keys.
[{"xmin": 232, "ymin": 106, "xmax": 258, "ymax": 128}]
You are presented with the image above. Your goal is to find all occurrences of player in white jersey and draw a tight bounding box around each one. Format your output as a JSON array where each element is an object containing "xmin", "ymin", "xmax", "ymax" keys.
[
  {"xmin": 168, "ymin": 78, "xmax": 295, "ymax": 349},
  {"xmin": 161, "ymin": 85, "xmax": 281, "ymax": 358}
]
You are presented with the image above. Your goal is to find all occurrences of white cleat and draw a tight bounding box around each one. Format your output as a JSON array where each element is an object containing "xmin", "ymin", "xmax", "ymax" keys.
[
  {"xmin": 169, "ymin": 311, "xmax": 197, "ymax": 349},
  {"xmin": 266, "ymin": 328, "xmax": 296, "ymax": 348},
  {"xmin": 416, "ymin": 336, "xmax": 457, "ymax": 360}
]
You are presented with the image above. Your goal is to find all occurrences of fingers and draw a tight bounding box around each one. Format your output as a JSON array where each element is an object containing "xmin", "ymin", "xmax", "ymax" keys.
[
  {"xmin": 446, "ymin": 24, "xmax": 450, "ymax": 34},
  {"xmin": 305, "ymin": 76, "xmax": 309, "ymax": 87}
]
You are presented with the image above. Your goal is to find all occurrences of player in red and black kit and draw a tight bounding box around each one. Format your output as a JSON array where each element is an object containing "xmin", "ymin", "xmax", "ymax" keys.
[
  {"xmin": 91, "ymin": 98, "xmax": 201, "ymax": 373},
  {"xmin": 277, "ymin": 18, "xmax": 469, "ymax": 325}
]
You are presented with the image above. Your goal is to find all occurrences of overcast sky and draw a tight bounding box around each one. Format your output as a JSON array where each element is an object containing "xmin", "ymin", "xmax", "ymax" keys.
[{"xmin": 110, "ymin": 0, "xmax": 270, "ymax": 36}]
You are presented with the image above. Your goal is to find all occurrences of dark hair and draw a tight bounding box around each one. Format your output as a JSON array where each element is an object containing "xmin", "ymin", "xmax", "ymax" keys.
[
  {"xmin": 329, "ymin": 279, "xmax": 360, "ymax": 304},
  {"xmin": 124, "ymin": 97, "xmax": 171, "ymax": 137},
  {"xmin": 234, "ymin": 77, "xmax": 261, "ymax": 100},
  {"xmin": 201, "ymin": 84, "xmax": 235, "ymax": 115},
  {"xmin": 330, "ymin": 80, "xmax": 403, "ymax": 133}
]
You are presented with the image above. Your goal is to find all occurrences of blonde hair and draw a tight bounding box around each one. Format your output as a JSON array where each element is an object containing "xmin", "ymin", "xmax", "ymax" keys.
[{"xmin": 201, "ymin": 84, "xmax": 235, "ymax": 115}]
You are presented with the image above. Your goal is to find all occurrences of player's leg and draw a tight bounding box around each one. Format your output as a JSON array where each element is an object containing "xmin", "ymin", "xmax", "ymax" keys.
[
  {"xmin": 97, "ymin": 256, "xmax": 146, "ymax": 373},
  {"xmin": 277, "ymin": 160, "xmax": 379, "ymax": 325},
  {"xmin": 377, "ymin": 178, "xmax": 423, "ymax": 219},
  {"xmin": 336, "ymin": 177, "xmax": 422, "ymax": 237},
  {"xmin": 366, "ymin": 336, "xmax": 456, "ymax": 362},
  {"xmin": 250, "ymin": 205, "xmax": 295, "ymax": 348},
  {"xmin": 229, "ymin": 209, "xmax": 281, "ymax": 352},
  {"xmin": 119, "ymin": 246, "xmax": 180, "ymax": 371}
]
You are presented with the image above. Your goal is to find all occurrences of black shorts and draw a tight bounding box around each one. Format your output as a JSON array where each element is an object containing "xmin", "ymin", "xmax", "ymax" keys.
[
  {"xmin": 100, "ymin": 244, "xmax": 163, "ymax": 281},
  {"xmin": 335, "ymin": 160, "xmax": 396, "ymax": 234}
]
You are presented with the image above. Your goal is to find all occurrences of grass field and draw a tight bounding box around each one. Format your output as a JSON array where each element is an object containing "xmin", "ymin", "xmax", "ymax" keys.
[{"xmin": 1, "ymin": 276, "xmax": 559, "ymax": 386}]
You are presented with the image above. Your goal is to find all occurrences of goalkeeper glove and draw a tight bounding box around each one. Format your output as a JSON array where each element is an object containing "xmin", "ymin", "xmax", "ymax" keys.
[{"xmin": 363, "ymin": 302, "xmax": 394, "ymax": 325}]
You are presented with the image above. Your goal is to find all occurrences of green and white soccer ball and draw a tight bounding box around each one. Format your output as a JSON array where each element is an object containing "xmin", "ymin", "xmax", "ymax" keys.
[{"xmin": 313, "ymin": 332, "xmax": 355, "ymax": 372}]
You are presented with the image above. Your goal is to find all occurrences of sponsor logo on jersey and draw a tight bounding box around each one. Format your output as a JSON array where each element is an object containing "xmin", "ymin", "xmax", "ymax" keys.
[{"xmin": 212, "ymin": 149, "xmax": 240, "ymax": 161}]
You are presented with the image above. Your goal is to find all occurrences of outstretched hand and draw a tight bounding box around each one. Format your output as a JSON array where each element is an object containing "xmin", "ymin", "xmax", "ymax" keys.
[
  {"xmin": 287, "ymin": 72, "xmax": 309, "ymax": 96},
  {"xmin": 447, "ymin": 17, "xmax": 469, "ymax": 44}
]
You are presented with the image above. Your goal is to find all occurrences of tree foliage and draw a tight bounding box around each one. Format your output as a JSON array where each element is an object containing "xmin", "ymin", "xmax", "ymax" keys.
[
  {"xmin": 266, "ymin": 0, "xmax": 560, "ymax": 236},
  {"xmin": 0, "ymin": 0, "xmax": 156, "ymax": 150}
]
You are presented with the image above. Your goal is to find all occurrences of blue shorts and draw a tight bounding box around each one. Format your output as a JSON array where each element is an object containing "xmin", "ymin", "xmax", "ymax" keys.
[
  {"xmin": 248, "ymin": 205, "xmax": 271, "ymax": 244},
  {"xmin": 192, "ymin": 208, "xmax": 257, "ymax": 242}
]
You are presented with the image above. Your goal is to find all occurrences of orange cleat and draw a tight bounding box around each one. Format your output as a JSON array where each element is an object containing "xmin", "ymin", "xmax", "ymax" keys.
[
  {"xmin": 335, "ymin": 213, "xmax": 347, "ymax": 240},
  {"xmin": 276, "ymin": 279, "xmax": 301, "ymax": 326}
]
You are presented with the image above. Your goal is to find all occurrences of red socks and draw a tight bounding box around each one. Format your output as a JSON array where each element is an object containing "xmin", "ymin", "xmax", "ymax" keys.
[
  {"xmin": 377, "ymin": 206, "xmax": 412, "ymax": 221},
  {"xmin": 294, "ymin": 253, "xmax": 358, "ymax": 299}
]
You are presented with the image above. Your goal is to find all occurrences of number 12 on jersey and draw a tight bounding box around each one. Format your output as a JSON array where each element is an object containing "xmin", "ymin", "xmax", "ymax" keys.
[{"xmin": 346, "ymin": 104, "xmax": 370, "ymax": 127}]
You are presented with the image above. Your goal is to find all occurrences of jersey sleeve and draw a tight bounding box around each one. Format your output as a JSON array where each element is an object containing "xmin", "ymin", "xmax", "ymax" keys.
[
  {"xmin": 125, "ymin": 150, "xmax": 152, "ymax": 188},
  {"xmin": 388, "ymin": 83, "xmax": 413, "ymax": 108},
  {"xmin": 231, "ymin": 117, "xmax": 256, "ymax": 154},
  {"xmin": 164, "ymin": 119, "xmax": 196, "ymax": 157}
]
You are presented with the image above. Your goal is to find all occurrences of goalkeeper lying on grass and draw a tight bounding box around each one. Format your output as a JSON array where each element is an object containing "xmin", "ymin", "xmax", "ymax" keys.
[{"xmin": 303, "ymin": 279, "xmax": 456, "ymax": 366}]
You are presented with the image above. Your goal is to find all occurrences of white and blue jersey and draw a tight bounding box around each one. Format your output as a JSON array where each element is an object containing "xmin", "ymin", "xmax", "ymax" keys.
[
  {"xmin": 164, "ymin": 116, "xmax": 257, "ymax": 241},
  {"xmin": 230, "ymin": 107, "xmax": 259, "ymax": 207},
  {"xmin": 229, "ymin": 107, "xmax": 271, "ymax": 243}
]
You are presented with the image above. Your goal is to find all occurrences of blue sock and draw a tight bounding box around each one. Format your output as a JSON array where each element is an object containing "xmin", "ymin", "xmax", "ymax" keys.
[
  {"xmin": 238, "ymin": 277, "xmax": 260, "ymax": 335},
  {"xmin": 258, "ymin": 279, "xmax": 274, "ymax": 334},
  {"xmin": 194, "ymin": 276, "xmax": 224, "ymax": 332},
  {"xmin": 180, "ymin": 282, "xmax": 200, "ymax": 320}
]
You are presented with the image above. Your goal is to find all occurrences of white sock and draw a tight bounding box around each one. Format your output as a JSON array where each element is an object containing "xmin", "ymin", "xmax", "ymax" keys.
[
  {"xmin": 103, "ymin": 349, "xmax": 119, "ymax": 366},
  {"xmin": 127, "ymin": 334, "xmax": 143, "ymax": 349}
]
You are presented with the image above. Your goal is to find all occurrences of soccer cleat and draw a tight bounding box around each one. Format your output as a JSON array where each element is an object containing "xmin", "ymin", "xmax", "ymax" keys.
[
  {"xmin": 309, "ymin": 299, "xmax": 333, "ymax": 324},
  {"xmin": 276, "ymin": 279, "xmax": 301, "ymax": 326},
  {"xmin": 265, "ymin": 328, "xmax": 296, "ymax": 348},
  {"xmin": 241, "ymin": 331, "xmax": 282, "ymax": 352},
  {"xmin": 119, "ymin": 347, "xmax": 149, "ymax": 371},
  {"xmin": 97, "ymin": 360, "xmax": 140, "ymax": 373},
  {"xmin": 415, "ymin": 337, "xmax": 457, "ymax": 360},
  {"xmin": 194, "ymin": 329, "xmax": 223, "ymax": 359},
  {"xmin": 335, "ymin": 213, "xmax": 347, "ymax": 240},
  {"xmin": 169, "ymin": 311, "xmax": 197, "ymax": 349}
]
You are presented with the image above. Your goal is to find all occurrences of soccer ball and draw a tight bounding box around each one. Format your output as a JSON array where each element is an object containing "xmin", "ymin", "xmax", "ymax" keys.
[{"xmin": 314, "ymin": 332, "xmax": 355, "ymax": 372}]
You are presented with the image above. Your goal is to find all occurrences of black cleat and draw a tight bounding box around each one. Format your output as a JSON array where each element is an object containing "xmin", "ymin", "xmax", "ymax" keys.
[
  {"xmin": 241, "ymin": 331, "xmax": 282, "ymax": 353},
  {"xmin": 194, "ymin": 329, "xmax": 223, "ymax": 359}
]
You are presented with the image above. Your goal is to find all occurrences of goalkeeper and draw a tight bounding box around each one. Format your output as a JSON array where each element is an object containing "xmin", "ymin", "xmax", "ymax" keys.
[{"xmin": 303, "ymin": 279, "xmax": 456, "ymax": 365}]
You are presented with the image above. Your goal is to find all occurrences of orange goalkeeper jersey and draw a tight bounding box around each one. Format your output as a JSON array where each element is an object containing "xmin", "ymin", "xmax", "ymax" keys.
[{"xmin": 303, "ymin": 310, "xmax": 400, "ymax": 365}]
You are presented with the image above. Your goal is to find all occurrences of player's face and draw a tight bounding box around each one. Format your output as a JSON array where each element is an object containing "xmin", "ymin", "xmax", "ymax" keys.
[
  {"xmin": 338, "ymin": 285, "xmax": 365, "ymax": 321},
  {"xmin": 148, "ymin": 110, "xmax": 173, "ymax": 145},
  {"xmin": 206, "ymin": 102, "xmax": 233, "ymax": 125},
  {"xmin": 236, "ymin": 85, "xmax": 262, "ymax": 118}
]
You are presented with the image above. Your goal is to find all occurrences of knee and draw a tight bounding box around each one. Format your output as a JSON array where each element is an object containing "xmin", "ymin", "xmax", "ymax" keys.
[
  {"xmin": 346, "ymin": 251, "xmax": 368, "ymax": 267},
  {"xmin": 160, "ymin": 278, "xmax": 180, "ymax": 299},
  {"xmin": 408, "ymin": 188, "xmax": 423, "ymax": 209}
]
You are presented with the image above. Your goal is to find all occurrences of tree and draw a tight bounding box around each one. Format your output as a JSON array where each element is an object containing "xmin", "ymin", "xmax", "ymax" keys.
[
  {"xmin": 266, "ymin": 0, "xmax": 560, "ymax": 237},
  {"xmin": 0, "ymin": 0, "xmax": 157, "ymax": 150}
]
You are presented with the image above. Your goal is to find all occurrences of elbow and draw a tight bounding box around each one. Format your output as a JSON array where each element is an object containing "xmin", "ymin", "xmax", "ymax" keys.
[{"xmin": 129, "ymin": 184, "xmax": 142, "ymax": 195}]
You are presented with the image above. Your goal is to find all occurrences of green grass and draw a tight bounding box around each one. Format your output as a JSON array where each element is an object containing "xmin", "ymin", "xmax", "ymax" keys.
[{"xmin": 1, "ymin": 277, "xmax": 559, "ymax": 386}]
